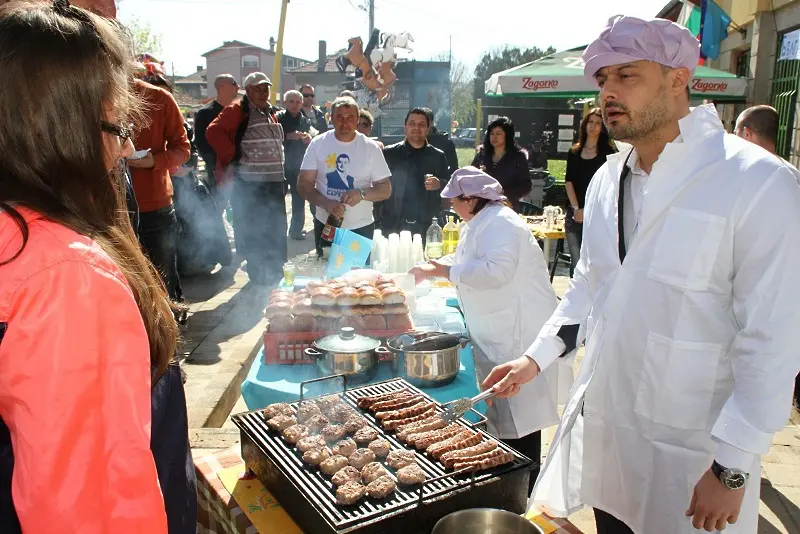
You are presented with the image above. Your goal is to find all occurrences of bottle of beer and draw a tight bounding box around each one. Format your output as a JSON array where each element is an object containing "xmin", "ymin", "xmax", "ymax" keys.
[{"xmin": 321, "ymin": 212, "xmax": 341, "ymax": 243}]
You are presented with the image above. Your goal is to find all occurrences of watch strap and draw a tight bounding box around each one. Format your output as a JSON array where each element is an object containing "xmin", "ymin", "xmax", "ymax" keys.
[{"xmin": 711, "ymin": 460, "xmax": 725, "ymax": 479}]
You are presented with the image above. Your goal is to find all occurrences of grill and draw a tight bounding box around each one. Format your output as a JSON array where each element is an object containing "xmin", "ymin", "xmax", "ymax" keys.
[{"xmin": 233, "ymin": 377, "xmax": 535, "ymax": 534}]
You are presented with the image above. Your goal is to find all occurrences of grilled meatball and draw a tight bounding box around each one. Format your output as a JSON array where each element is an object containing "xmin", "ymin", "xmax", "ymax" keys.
[
  {"xmin": 282, "ymin": 424, "xmax": 310, "ymax": 444},
  {"xmin": 263, "ymin": 402, "xmax": 294, "ymax": 419},
  {"xmin": 396, "ymin": 464, "xmax": 427, "ymax": 485},
  {"xmin": 335, "ymin": 481, "xmax": 366, "ymax": 506},
  {"xmin": 353, "ymin": 426, "xmax": 379, "ymax": 444},
  {"xmin": 331, "ymin": 466, "xmax": 362, "ymax": 486},
  {"xmin": 367, "ymin": 439, "xmax": 391, "ymax": 458},
  {"xmin": 321, "ymin": 424, "xmax": 347, "ymax": 442},
  {"xmin": 332, "ymin": 438, "xmax": 357, "ymax": 458},
  {"xmin": 305, "ymin": 414, "xmax": 330, "ymax": 433},
  {"xmin": 348, "ymin": 448, "xmax": 377, "ymax": 470},
  {"xmin": 302, "ymin": 447, "xmax": 331, "ymax": 466},
  {"xmin": 266, "ymin": 414, "xmax": 297, "ymax": 432},
  {"xmin": 386, "ymin": 450, "xmax": 417, "ymax": 470},
  {"xmin": 366, "ymin": 475, "xmax": 397, "ymax": 499},
  {"xmin": 320, "ymin": 455, "xmax": 350, "ymax": 476},
  {"xmin": 343, "ymin": 416, "xmax": 368, "ymax": 434},
  {"xmin": 315, "ymin": 395, "xmax": 341, "ymax": 415},
  {"xmin": 296, "ymin": 435, "xmax": 327, "ymax": 453},
  {"xmin": 361, "ymin": 462, "xmax": 389, "ymax": 484},
  {"xmin": 329, "ymin": 403, "xmax": 357, "ymax": 423},
  {"xmin": 297, "ymin": 401, "xmax": 322, "ymax": 422}
]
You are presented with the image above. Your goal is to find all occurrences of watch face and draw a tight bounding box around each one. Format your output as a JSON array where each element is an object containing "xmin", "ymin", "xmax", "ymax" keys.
[{"xmin": 723, "ymin": 470, "xmax": 747, "ymax": 490}]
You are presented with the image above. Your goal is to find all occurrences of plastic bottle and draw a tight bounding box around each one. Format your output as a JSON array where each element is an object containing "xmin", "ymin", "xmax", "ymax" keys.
[
  {"xmin": 442, "ymin": 216, "xmax": 459, "ymax": 255},
  {"xmin": 425, "ymin": 218, "xmax": 443, "ymax": 260}
]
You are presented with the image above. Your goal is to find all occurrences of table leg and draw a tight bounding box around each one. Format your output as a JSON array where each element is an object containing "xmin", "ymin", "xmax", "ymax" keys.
[{"xmin": 542, "ymin": 238, "xmax": 551, "ymax": 267}]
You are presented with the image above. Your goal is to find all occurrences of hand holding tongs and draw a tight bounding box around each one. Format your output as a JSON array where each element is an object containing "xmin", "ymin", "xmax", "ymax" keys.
[{"xmin": 442, "ymin": 388, "xmax": 498, "ymax": 423}]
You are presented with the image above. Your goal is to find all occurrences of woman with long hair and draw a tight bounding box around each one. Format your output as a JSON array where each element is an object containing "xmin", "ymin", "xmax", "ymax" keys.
[
  {"xmin": 471, "ymin": 117, "xmax": 532, "ymax": 210},
  {"xmin": 564, "ymin": 107, "xmax": 616, "ymax": 274},
  {"xmin": 0, "ymin": 1, "xmax": 190, "ymax": 531}
]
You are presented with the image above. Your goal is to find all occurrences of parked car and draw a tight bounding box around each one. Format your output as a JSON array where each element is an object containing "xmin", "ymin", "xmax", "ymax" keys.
[{"xmin": 453, "ymin": 128, "xmax": 477, "ymax": 148}]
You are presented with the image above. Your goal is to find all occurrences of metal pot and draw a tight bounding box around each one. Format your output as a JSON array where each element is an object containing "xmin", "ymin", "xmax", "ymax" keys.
[
  {"xmin": 305, "ymin": 327, "xmax": 390, "ymax": 384},
  {"xmin": 431, "ymin": 508, "xmax": 544, "ymax": 534},
  {"xmin": 386, "ymin": 331, "xmax": 465, "ymax": 388}
]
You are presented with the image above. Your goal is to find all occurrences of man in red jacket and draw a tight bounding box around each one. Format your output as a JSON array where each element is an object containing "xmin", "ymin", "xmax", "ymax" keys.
[
  {"xmin": 206, "ymin": 72, "xmax": 287, "ymax": 286},
  {"xmin": 129, "ymin": 78, "xmax": 191, "ymax": 302}
]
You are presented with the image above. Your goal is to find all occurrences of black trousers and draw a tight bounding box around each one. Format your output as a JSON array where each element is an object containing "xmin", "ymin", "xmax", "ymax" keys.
[
  {"xmin": 501, "ymin": 431, "xmax": 541, "ymax": 495},
  {"xmin": 138, "ymin": 205, "xmax": 183, "ymax": 302},
  {"xmin": 232, "ymin": 180, "xmax": 287, "ymax": 285},
  {"xmin": 285, "ymin": 170, "xmax": 307, "ymax": 236},
  {"xmin": 594, "ymin": 508, "xmax": 635, "ymax": 534}
]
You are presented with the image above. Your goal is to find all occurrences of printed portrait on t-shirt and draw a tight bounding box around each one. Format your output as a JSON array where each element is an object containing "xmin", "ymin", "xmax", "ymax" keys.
[{"xmin": 325, "ymin": 153, "xmax": 355, "ymax": 196}]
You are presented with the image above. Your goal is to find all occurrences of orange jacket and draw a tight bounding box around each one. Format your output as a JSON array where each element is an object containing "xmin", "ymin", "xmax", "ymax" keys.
[
  {"xmin": 0, "ymin": 209, "xmax": 168, "ymax": 533},
  {"xmin": 131, "ymin": 80, "xmax": 190, "ymax": 212}
]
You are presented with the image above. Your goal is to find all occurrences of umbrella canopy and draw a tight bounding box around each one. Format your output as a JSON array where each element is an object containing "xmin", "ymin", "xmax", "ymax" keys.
[{"xmin": 485, "ymin": 46, "xmax": 746, "ymax": 101}]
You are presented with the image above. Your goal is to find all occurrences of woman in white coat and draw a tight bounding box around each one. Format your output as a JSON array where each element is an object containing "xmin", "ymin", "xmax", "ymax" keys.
[{"xmin": 410, "ymin": 167, "xmax": 570, "ymax": 491}]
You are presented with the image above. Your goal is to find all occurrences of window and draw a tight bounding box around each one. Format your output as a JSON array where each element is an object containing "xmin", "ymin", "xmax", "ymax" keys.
[
  {"xmin": 734, "ymin": 49, "xmax": 750, "ymax": 78},
  {"xmin": 242, "ymin": 55, "xmax": 259, "ymax": 68},
  {"xmin": 285, "ymin": 58, "xmax": 296, "ymax": 68}
]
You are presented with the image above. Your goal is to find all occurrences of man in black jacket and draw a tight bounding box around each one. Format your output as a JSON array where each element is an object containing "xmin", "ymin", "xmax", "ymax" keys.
[
  {"xmin": 300, "ymin": 84, "xmax": 329, "ymax": 134},
  {"xmin": 277, "ymin": 89, "xmax": 313, "ymax": 239},
  {"xmin": 194, "ymin": 74, "xmax": 239, "ymax": 192},
  {"xmin": 380, "ymin": 107, "xmax": 449, "ymax": 236}
]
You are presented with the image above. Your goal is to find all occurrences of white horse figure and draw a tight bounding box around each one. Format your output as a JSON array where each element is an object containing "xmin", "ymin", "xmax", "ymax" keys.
[{"xmin": 369, "ymin": 32, "xmax": 415, "ymax": 66}]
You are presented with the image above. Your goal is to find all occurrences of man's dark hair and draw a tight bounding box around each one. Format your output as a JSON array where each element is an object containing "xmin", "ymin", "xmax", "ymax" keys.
[
  {"xmin": 738, "ymin": 105, "xmax": 779, "ymax": 145},
  {"xmin": 339, "ymin": 90, "xmax": 357, "ymax": 99},
  {"xmin": 358, "ymin": 108, "xmax": 374, "ymax": 128},
  {"xmin": 405, "ymin": 107, "xmax": 430, "ymax": 126}
]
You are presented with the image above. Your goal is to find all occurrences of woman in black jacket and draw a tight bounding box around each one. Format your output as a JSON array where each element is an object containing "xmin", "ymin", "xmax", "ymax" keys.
[{"xmin": 471, "ymin": 117, "xmax": 530, "ymax": 210}]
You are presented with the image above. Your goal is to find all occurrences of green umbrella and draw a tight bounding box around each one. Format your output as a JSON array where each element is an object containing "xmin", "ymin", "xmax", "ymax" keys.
[{"xmin": 485, "ymin": 46, "xmax": 746, "ymax": 101}]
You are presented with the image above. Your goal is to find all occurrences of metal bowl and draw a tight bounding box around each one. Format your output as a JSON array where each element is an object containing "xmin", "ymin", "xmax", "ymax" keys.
[
  {"xmin": 386, "ymin": 331, "xmax": 463, "ymax": 388},
  {"xmin": 431, "ymin": 508, "xmax": 544, "ymax": 534}
]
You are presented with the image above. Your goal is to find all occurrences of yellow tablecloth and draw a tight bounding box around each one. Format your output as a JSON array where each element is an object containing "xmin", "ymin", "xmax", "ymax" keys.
[{"xmin": 526, "ymin": 220, "xmax": 566, "ymax": 241}]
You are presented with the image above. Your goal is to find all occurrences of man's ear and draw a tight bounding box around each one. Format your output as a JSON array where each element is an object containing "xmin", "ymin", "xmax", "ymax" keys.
[{"xmin": 672, "ymin": 67, "xmax": 691, "ymax": 97}]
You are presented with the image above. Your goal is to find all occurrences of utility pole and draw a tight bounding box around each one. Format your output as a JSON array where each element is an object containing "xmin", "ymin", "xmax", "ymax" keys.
[
  {"xmin": 271, "ymin": 0, "xmax": 290, "ymax": 105},
  {"xmin": 368, "ymin": 0, "xmax": 375, "ymax": 35}
]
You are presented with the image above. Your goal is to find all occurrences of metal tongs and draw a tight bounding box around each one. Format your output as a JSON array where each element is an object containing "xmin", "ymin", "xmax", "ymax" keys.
[{"xmin": 442, "ymin": 389, "xmax": 498, "ymax": 423}]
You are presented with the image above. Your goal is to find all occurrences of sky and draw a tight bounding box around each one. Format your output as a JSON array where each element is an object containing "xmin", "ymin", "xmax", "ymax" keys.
[{"xmin": 119, "ymin": 0, "xmax": 670, "ymax": 77}]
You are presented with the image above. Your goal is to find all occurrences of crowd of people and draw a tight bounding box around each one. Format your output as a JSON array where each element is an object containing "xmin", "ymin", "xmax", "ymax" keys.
[{"xmin": 1, "ymin": 1, "xmax": 800, "ymax": 534}]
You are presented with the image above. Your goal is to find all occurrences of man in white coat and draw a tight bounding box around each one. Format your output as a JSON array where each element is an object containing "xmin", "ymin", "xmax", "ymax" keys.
[{"xmin": 483, "ymin": 15, "xmax": 800, "ymax": 534}]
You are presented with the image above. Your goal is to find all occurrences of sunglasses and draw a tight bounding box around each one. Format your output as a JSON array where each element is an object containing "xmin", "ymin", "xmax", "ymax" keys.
[
  {"xmin": 302, "ymin": 93, "xmax": 315, "ymax": 98},
  {"xmin": 101, "ymin": 121, "xmax": 133, "ymax": 141}
]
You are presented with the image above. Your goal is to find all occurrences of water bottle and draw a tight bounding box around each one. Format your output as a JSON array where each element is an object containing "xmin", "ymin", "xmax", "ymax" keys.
[
  {"xmin": 442, "ymin": 216, "xmax": 459, "ymax": 255},
  {"xmin": 425, "ymin": 218, "xmax": 443, "ymax": 260}
]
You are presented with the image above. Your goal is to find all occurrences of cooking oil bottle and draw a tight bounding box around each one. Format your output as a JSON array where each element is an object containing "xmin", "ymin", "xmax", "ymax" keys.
[{"xmin": 442, "ymin": 216, "xmax": 459, "ymax": 255}]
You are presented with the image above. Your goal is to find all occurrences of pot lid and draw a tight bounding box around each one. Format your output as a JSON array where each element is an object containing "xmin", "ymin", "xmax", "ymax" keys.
[
  {"xmin": 387, "ymin": 331, "xmax": 462, "ymax": 351},
  {"xmin": 314, "ymin": 327, "xmax": 381, "ymax": 353}
]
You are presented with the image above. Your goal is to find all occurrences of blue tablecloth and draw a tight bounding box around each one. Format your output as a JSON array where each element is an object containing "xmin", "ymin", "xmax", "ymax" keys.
[{"xmin": 241, "ymin": 345, "xmax": 488, "ymax": 421}]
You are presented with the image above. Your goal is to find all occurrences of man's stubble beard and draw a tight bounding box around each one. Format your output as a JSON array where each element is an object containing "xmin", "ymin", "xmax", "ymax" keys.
[{"xmin": 608, "ymin": 84, "xmax": 672, "ymax": 143}]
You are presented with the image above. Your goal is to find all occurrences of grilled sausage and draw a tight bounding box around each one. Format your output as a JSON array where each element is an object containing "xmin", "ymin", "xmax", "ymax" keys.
[
  {"xmin": 413, "ymin": 425, "xmax": 464, "ymax": 450},
  {"xmin": 397, "ymin": 418, "xmax": 448, "ymax": 442},
  {"xmin": 370, "ymin": 394, "xmax": 423, "ymax": 413},
  {"xmin": 440, "ymin": 440, "xmax": 499, "ymax": 468},
  {"xmin": 452, "ymin": 451, "xmax": 515, "ymax": 472},
  {"xmin": 424, "ymin": 430, "xmax": 472, "ymax": 456},
  {"xmin": 376, "ymin": 402, "xmax": 435, "ymax": 421},
  {"xmin": 404, "ymin": 423, "xmax": 458, "ymax": 446},
  {"xmin": 382, "ymin": 408, "xmax": 436, "ymax": 431},
  {"xmin": 356, "ymin": 390, "xmax": 409, "ymax": 409},
  {"xmin": 429, "ymin": 433, "xmax": 482, "ymax": 459}
]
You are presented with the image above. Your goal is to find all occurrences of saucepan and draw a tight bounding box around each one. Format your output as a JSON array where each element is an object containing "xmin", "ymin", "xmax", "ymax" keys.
[
  {"xmin": 431, "ymin": 508, "xmax": 544, "ymax": 534},
  {"xmin": 385, "ymin": 331, "xmax": 468, "ymax": 388},
  {"xmin": 305, "ymin": 327, "xmax": 391, "ymax": 384}
]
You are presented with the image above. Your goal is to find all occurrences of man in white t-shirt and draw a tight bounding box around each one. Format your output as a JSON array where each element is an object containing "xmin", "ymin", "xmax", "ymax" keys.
[{"xmin": 299, "ymin": 96, "xmax": 392, "ymax": 256}]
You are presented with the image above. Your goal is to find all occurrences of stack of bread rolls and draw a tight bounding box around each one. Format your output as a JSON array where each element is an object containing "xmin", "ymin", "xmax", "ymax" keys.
[{"xmin": 264, "ymin": 276, "xmax": 413, "ymax": 333}]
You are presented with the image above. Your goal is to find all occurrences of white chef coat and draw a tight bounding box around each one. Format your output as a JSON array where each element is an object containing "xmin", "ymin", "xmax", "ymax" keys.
[
  {"xmin": 443, "ymin": 202, "xmax": 573, "ymax": 439},
  {"xmin": 525, "ymin": 105, "xmax": 800, "ymax": 533}
]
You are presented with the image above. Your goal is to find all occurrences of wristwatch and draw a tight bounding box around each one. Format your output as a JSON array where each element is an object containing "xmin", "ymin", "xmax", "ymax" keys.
[
  {"xmin": 711, "ymin": 460, "xmax": 749, "ymax": 490},
  {"xmin": 358, "ymin": 188, "xmax": 367, "ymax": 200},
  {"xmin": 571, "ymin": 205, "xmax": 580, "ymax": 211}
]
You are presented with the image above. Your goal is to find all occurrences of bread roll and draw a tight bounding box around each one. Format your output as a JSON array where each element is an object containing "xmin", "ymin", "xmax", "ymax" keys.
[
  {"xmin": 358, "ymin": 288, "xmax": 383, "ymax": 306},
  {"xmin": 293, "ymin": 297, "xmax": 313, "ymax": 316},
  {"xmin": 383, "ymin": 304, "xmax": 409, "ymax": 315},
  {"xmin": 268, "ymin": 316, "xmax": 294, "ymax": 333},
  {"xmin": 336, "ymin": 288, "xmax": 360, "ymax": 306},
  {"xmin": 314, "ymin": 317, "xmax": 338, "ymax": 332},
  {"xmin": 264, "ymin": 301, "xmax": 293, "ymax": 319},
  {"xmin": 311, "ymin": 289, "xmax": 337, "ymax": 307},
  {"xmin": 375, "ymin": 282, "xmax": 396, "ymax": 291},
  {"xmin": 306, "ymin": 280, "xmax": 327, "ymax": 291},
  {"xmin": 351, "ymin": 280, "xmax": 375, "ymax": 290},
  {"xmin": 385, "ymin": 313, "xmax": 413, "ymax": 331},
  {"xmin": 361, "ymin": 315, "xmax": 387, "ymax": 331},
  {"xmin": 381, "ymin": 287, "xmax": 406, "ymax": 305},
  {"xmin": 339, "ymin": 315, "xmax": 368, "ymax": 331},
  {"xmin": 292, "ymin": 315, "xmax": 315, "ymax": 332},
  {"xmin": 327, "ymin": 281, "xmax": 349, "ymax": 291}
]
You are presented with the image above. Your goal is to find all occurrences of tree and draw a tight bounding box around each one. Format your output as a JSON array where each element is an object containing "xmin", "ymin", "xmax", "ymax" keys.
[
  {"xmin": 433, "ymin": 53, "xmax": 476, "ymax": 130},
  {"xmin": 474, "ymin": 45, "xmax": 557, "ymax": 83},
  {"xmin": 124, "ymin": 17, "xmax": 163, "ymax": 57}
]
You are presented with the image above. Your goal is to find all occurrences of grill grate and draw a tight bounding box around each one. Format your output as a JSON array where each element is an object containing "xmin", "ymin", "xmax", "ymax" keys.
[{"xmin": 233, "ymin": 378, "xmax": 534, "ymax": 533}]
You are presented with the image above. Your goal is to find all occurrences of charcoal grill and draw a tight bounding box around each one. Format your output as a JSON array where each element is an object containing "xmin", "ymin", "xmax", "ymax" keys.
[{"xmin": 233, "ymin": 377, "xmax": 536, "ymax": 534}]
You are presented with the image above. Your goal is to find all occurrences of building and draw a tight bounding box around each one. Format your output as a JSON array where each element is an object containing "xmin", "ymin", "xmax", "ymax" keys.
[
  {"xmin": 174, "ymin": 66, "xmax": 207, "ymax": 100},
  {"xmin": 289, "ymin": 41, "xmax": 352, "ymax": 107},
  {"xmin": 203, "ymin": 39, "xmax": 311, "ymax": 100},
  {"xmin": 660, "ymin": 0, "xmax": 800, "ymax": 163}
]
